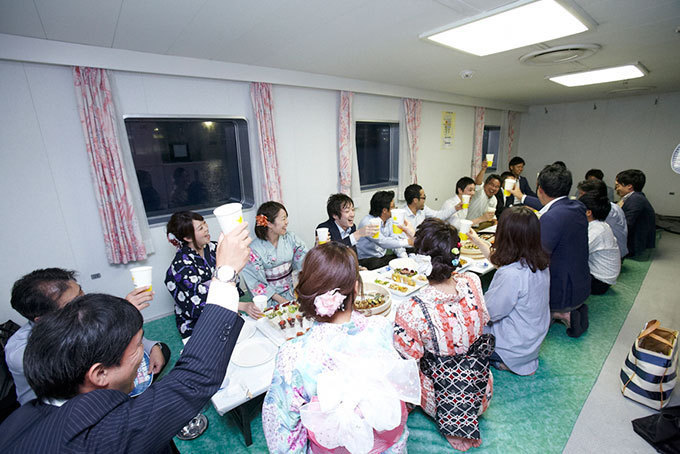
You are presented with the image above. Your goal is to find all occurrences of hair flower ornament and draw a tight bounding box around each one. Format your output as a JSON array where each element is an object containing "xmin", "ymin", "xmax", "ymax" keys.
[
  {"xmin": 255, "ymin": 214, "xmax": 269, "ymax": 227},
  {"xmin": 167, "ymin": 232, "xmax": 182, "ymax": 249},
  {"xmin": 314, "ymin": 288, "xmax": 346, "ymax": 317},
  {"xmin": 451, "ymin": 247, "xmax": 460, "ymax": 255},
  {"xmin": 451, "ymin": 258, "xmax": 460, "ymax": 267}
]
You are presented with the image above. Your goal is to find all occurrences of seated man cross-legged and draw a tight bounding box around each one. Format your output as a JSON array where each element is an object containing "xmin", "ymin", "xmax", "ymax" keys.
[{"xmin": 0, "ymin": 223, "xmax": 251, "ymax": 453}]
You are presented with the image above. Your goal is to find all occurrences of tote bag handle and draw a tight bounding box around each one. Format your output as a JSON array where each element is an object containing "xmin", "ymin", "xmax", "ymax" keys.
[{"xmin": 638, "ymin": 320, "xmax": 674, "ymax": 348}]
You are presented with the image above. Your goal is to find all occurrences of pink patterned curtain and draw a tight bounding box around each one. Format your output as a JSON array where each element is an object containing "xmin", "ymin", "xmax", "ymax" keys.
[
  {"xmin": 403, "ymin": 98, "xmax": 422, "ymax": 184},
  {"xmin": 73, "ymin": 66, "xmax": 146, "ymax": 264},
  {"xmin": 506, "ymin": 110, "xmax": 519, "ymax": 162},
  {"xmin": 471, "ymin": 106, "xmax": 486, "ymax": 176},
  {"xmin": 250, "ymin": 82, "xmax": 283, "ymax": 202},
  {"xmin": 338, "ymin": 91, "xmax": 353, "ymax": 194}
]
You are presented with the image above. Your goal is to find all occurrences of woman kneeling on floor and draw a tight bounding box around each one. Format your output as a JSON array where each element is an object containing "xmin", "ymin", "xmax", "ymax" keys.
[
  {"xmin": 469, "ymin": 205, "xmax": 551, "ymax": 376},
  {"xmin": 262, "ymin": 242, "xmax": 420, "ymax": 453},
  {"xmin": 393, "ymin": 218, "xmax": 493, "ymax": 452}
]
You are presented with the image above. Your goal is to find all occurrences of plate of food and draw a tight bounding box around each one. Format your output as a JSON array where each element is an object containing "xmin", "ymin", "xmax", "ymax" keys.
[
  {"xmin": 378, "ymin": 262, "xmax": 429, "ymax": 297},
  {"xmin": 388, "ymin": 258, "xmax": 418, "ymax": 278},
  {"xmin": 460, "ymin": 239, "xmax": 490, "ymax": 259},
  {"xmin": 355, "ymin": 282, "xmax": 392, "ymax": 317},
  {"xmin": 262, "ymin": 301, "xmax": 312, "ymax": 341}
]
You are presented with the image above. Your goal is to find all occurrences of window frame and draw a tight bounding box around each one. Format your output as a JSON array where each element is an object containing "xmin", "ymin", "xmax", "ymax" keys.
[
  {"xmin": 354, "ymin": 120, "xmax": 400, "ymax": 191},
  {"xmin": 123, "ymin": 115, "xmax": 255, "ymax": 225},
  {"xmin": 482, "ymin": 125, "xmax": 501, "ymax": 171}
]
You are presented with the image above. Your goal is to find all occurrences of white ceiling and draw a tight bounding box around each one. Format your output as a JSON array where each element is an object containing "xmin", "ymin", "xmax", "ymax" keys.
[{"xmin": 1, "ymin": 0, "xmax": 679, "ymax": 106}]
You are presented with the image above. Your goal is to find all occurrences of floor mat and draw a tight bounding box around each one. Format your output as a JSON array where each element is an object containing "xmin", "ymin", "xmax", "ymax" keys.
[{"xmin": 143, "ymin": 243, "xmax": 656, "ymax": 453}]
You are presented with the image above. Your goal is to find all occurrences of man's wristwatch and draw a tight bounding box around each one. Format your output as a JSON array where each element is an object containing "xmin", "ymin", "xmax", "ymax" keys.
[{"xmin": 215, "ymin": 265, "xmax": 238, "ymax": 284}]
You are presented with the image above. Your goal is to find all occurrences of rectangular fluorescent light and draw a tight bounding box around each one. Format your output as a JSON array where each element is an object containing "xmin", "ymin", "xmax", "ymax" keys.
[
  {"xmin": 423, "ymin": 0, "xmax": 591, "ymax": 56},
  {"xmin": 548, "ymin": 64, "xmax": 646, "ymax": 87}
]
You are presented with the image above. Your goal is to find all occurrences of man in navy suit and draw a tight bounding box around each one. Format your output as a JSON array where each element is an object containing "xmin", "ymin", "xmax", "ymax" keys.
[
  {"xmin": 509, "ymin": 156, "xmax": 536, "ymax": 198},
  {"xmin": 615, "ymin": 169, "xmax": 656, "ymax": 257},
  {"xmin": 515, "ymin": 165, "xmax": 591, "ymax": 337},
  {"xmin": 0, "ymin": 224, "xmax": 251, "ymax": 453},
  {"xmin": 316, "ymin": 193, "xmax": 376, "ymax": 253}
]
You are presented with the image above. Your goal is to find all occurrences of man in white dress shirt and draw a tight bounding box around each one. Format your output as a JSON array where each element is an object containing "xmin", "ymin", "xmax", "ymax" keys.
[
  {"xmin": 403, "ymin": 184, "xmax": 456, "ymax": 229},
  {"xmin": 467, "ymin": 161, "xmax": 500, "ymax": 225}
]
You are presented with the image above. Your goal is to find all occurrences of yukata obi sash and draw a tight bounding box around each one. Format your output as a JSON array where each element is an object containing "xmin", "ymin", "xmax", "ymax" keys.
[
  {"xmin": 299, "ymin": 334, "xmax": 421, "ymax": 454},
  {"xmin": 265, "ymin": 262, "xmax": 293, "ymax": 284}
]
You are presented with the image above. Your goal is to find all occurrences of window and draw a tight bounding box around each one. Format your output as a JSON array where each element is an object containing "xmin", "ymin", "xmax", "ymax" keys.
[
  {"xmin": 124, "ymin": 117, "xmax": 254, "ymax": 224},
  {"xmin": 355, "ymin": 122, "xmax": 399, "ymax": 189},
  {"xmin": 482, "ymin": 126, "xmax": 500, "ymax": 170}
]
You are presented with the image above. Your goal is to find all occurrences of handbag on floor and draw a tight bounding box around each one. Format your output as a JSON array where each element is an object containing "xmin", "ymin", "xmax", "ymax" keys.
[{"xmin": 621, "ymin": 319, "xmax": 678, "ymax": 409}]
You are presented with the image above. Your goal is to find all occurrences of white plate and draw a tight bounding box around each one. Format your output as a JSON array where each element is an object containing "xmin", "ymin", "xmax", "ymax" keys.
[
  {"xmin": 388, "ymin": 257, "xmax": 418, "ymax": 272},
  {"xmin": 231, "ymin": 338, "xmax": 278, "ymax": 367},
  {"xmin": 236, "ymin": 322, "xmax": 256, "ymax": 344}
]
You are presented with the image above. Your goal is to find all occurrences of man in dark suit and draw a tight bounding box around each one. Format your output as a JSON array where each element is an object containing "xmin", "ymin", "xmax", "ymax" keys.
[
  {"xmin": 495, "ymin": 171, "xmax": 516, "ymax": 218},
  {"xmin": 509, "ymin": 156, "xmax": 536, "ymax": 198},
  {"xmin": 316, "ymin": 193, "xmax": 376, "ymax": 253},
  {"xmin": 615, "ymin": 169, "xmax": 656, "ymax": 257},
  {"xmin": 533, "ymin": 165, "xmax": 591, "ymax": 337},
  {"xmin": 0, "ymin": 224, "xmax": 251, "ymax": 453}
]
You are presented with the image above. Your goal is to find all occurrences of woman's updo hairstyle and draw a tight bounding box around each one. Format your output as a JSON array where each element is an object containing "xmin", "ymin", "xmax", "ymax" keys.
[
  {"xmin": 413, "ymin": 218, "xmax": 461, "ymax": 284},
  {"xmin": 295, "ymin": 243, "xmax": 361, "ymax": 322}
]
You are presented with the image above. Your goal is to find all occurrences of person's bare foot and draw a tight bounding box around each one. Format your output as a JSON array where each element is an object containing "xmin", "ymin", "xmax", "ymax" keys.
[{"xmin": 445, "ymin": 436, "xmax": 481, "ymax": 451}]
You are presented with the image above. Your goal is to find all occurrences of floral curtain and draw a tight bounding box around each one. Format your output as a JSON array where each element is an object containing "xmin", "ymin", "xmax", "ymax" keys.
[
  {"xmin": 471, "ymin": 106, "xmax": 486, "ymax": 176},
  {"xmin": 73, "ymin": 66, "xmax": 147, "ymax": 264},
  {"xmin": 507, "ymin": 110, "xmax": 520, "ymax": 161},
  {"xmin": 338, "ymin": 91, "xmax": 353, "ymax": 195},
  {"xmin": 250, "ymin": 82, "xmax": 283, "ymax": 202}
]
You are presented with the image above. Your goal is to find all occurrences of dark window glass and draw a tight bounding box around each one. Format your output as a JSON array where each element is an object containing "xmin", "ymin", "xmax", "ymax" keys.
[
  {"xmin": 355, "ymin": 122, "xmax": 399, "ymax": 189},
  {"xmin": 124, "ymin": 118, "xmax": 254, "ymax": 224},
  {"xmin": 483, "ymin": 126, "xmax": 501, "ymax": 170}
]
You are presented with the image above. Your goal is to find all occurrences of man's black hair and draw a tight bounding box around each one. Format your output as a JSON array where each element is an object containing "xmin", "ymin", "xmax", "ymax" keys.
[
  {"xmin": 404, "ymin": 184, "xmax": 423, "ymax": 206},
  {"xmin": 585, "ymin": 169, "xmax": 604, "ymax": 180},
  {"xmin": 616, "ymin": 169, "xmax": 646, "ymax": 192},
  {"xmin": 579, "ymin": 192, "xmax": 612, "ymax": 221},
  {"xmin": 369, "ymin": 191, "xmax": 395, "ymax": 217},
  {"xmin": 537, "ymin": 164, "xmax": 572, "ymax": 198},
  {"xmin": 25, "ymin": 294, "xmax": 143, "ymax": 400},
  {"xmin": 508, "ymin": 156, "xmax": 525, "ymax": 167},
  {"xmin": 455, "ymin": 177, "xmax": 475, "ymax": 194},
  {"xmin": 10, "ymin": 268, "xmax": 77, "ymax": 321},
  {"xmin": 577, "ymin": 179, "xmax": 608, "ymax": 198},
  {"xmin": 485, "ymin": 174, "xmax": 501, "ymax": 185},
  {"xmin": 326, "ymin": 193, "xmax": 354, "ymax": 219}
]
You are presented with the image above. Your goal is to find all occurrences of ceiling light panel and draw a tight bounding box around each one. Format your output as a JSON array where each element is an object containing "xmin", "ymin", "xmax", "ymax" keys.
[
  {"xmin": 423, "ymin": 0, "xmax": 590, "ymax": 56},
  {"xmin": 549, "ymin": 64, "xmax": 646, "ymax": 87}
]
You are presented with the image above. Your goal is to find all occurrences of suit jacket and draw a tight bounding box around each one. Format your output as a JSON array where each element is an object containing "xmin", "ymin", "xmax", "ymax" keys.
[
  {"xmin": 519, "ymin": 175, "xmax": 536, "ymax": 198},
  {"xmin": 540, "ymin": 198, "xmax": 591, "ymax": 311},
  {"xmin": 523, "ymin": 195, "xmax": 543, "ymax": 211},
  {"xmin": 0, "ymin": 305, "xmax": 243, "ymax": 453},
  {"xmin": 495, "ymin": 191, "xmax": 516, "ymax": 218},
  {"xmin": 621, "ymin": 192, "xmax": 656, "ymax": 257},
  {"xmin": 316, "ymin": 218, "xmax": 357, "ymax": 253}
]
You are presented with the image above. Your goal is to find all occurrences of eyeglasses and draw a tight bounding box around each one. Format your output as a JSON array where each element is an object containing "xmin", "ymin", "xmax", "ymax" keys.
[{"xmin": 419, "ymin": 195, "xmax": 427, "ymax": 200}]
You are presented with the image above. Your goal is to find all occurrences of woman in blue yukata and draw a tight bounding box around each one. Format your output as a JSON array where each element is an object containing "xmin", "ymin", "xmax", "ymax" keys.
[
  {"xmin": 164, "ymin": 211, "xmax": 261, "ymax": 339},
  {"xmin": 241, "ymin": 201, "xmax": 308, "ymax": 308},
  {"xmin": 262, "ymin": 243, "xmax": 420, "ymax": 453}
]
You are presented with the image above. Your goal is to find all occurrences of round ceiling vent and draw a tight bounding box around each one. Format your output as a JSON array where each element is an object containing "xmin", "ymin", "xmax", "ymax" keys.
[{"xmin": 519, "ymin": 44, "xmax": 601, "ymax": 65}]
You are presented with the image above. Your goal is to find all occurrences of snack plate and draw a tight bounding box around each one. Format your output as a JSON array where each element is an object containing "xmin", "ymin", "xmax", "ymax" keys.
[
  {"xmin": 236, "ymin": 322, "xmax": 256, "ymax": 344},
  {"xmin": 376, "ymin": 270, "xmax": 428, "ymax": 297},
  {"xmin": 231, "ymin": 338, "xmax": 278, "ymax": 367},
  {"xmin": 355, "ymin": 282, "xmax": 392, "ymax": 317}
]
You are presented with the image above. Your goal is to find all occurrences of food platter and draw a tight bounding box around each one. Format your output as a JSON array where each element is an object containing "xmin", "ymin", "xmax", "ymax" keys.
[
  {"xmin": 370, "ymin": 259, "xmax": 428, "ymax": 297},
  {"xmin": 460, "ymin": 238, "xmax": 491, "ymax": 260},
  {"xmin": 355, "ymin": 282, "xmax": 392, "ymax": 317},
  {"xmin": 262, "ymin": 301, "xmax": 312, "ymax": 341}
]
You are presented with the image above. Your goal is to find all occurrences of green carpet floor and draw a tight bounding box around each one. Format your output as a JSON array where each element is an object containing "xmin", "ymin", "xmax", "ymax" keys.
[{"xmin": 143, "ymin": 245, "xmax": 656, "ymax": 453}]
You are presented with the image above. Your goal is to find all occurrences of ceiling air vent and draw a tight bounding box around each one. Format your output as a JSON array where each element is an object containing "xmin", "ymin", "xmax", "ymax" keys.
[
  {"xmin": 519, "ymin": 44, "xmax": 600, "ymax": 65},
  {"xmin": 607, "ymin": 86, "xmax": 655, "ymax": 96}
]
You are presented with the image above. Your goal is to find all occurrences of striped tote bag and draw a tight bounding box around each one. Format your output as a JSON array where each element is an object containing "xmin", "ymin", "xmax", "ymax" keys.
[{"xmin": 621, "ymin": 320, "xmax": 678, "ymax": 409}]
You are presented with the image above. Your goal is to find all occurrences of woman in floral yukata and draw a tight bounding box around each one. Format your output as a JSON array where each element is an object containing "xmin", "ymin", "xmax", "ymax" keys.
[
  {"xmin": 241, "ymin": 202, "xmax": 308, "ymax": 308},
  {"xmin": 164, "ymin": 211, "xmax": 261, "ymax": 339},
  {"xmin": 262, "ymin": 242, "xmax": 420, "ymax": 453},
  {"xmin": 393, "ymin": 218, "xmax": 493, "ymax": 452}
]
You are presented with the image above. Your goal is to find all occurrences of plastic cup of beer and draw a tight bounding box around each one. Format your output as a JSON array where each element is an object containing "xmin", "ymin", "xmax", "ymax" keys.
[
  {"xmin": 370, "ymin": 218, "xmax": 381, "ymax": 238},
  {"xmin": 486, "ymin": 154, "xmax": 494, "ymax": 166},
  {"xmin": 503, "ymin": 178, "xmax": 516, "ymax": 197},
  {"xmin": 316, "ymin": 227, "xmax": 330, "ymax": 244},
  {"xmin": 391, "ymin": 209, "xmax": 406, "ymax": 234},
  {"xmin": 253, "ymin": 295, "xmax": 268, "ymax": 312},
  {"xmin": 213, "ymin": 203, "xmax": 243, "ymax": 234},
  {"xmin": 459, "ymin": 220, "xmax": 473, "ymax": 241},
  {"xmin": 461, "ymin": 194, "xmax": 471, "ymax": 209},
  {"xmin": 130, "ymin": 266, "xmax": 153, "ymax": 292}
]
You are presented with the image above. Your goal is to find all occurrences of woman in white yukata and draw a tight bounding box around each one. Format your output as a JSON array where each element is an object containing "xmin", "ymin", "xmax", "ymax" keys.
[
  {"xmin": 241, "ymin": 201, "xmax": 308, "ymax": 307},
  {"xmin": 262, "ymin": 243, "xmax": 420, "ymax": 454}
]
